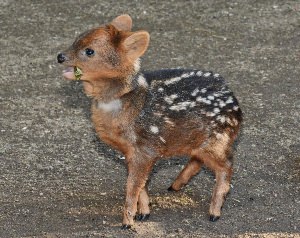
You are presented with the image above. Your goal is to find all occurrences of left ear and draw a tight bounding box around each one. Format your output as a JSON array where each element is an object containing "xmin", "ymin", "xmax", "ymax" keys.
[
  {"xmin": 111, "ymin": 14, "xmax": 132, "ymax": 31},
  {"xmin": 123, "ymin": 31, "xmax": 150, "ymax": 61}
]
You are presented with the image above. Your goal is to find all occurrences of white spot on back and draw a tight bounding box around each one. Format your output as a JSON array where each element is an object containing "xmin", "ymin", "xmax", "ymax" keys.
[
  {"xmin": 169, "ymin": 101, "xmax": 195, "ymax": 111},
  {"xmin": 181, "ymin": 73, "xmax": 189, "ymax": 78},
  {"xmin": 196, "ymin": 71, "xmax": 203, "ymax": 76},
  {"xmin": 213, "ymin": 92, "xmax": 223, "ymax": 97},
  {"xmin": 204, "ymin": 72, "xmax": 211, "ymax": 77},
  {"xmin": 158, "ymin": 87, "xmax": 164, "ymax": 92},
  {"xmin": 216, "ymin": 115, "xmax": 226, "ymax": 123},
  {"xmin": 206, "ymin": 111, "xmax": 216, "ymax": 117},
  {"xmin": 213, "ymin": 108, "xmax": 220, "ymax": 114},
  {"xmin": 196, "ymin": 96, "xmax": 211, "ymax": 105},
  {"xmin": 164, "ymin": 77, "xmax": 182, "ymax": 85},
  {"xmin": 98, "ymin": 99, "xmax": 122, "ymax": 113},
  {"xmin": 233, "ymin": 105, "xmax": 239, "ymax": 111},
  {"xmin": 190, "ymin": 101, "xmax": 196, "ymax": 107},
  {"xmin": 164, "ymin": 94, "xmax": 178, "ymax": 104},
  {"xmin": 159, "ymin": 136, "xmax": 166, "ymax": 143},
  {"xmin": 226, "ymin": 96, "xmax": 234, "ymax": 104},
  {"xmin": 150, "ymin": 125, "xmax": 159, "ymax": 134},
  {"xmin": 191, "ymin": 88, "xmax": 200, "ymax": 96},
  {"xmin": 200, "ymin": 88, "xmax": 207, "ymax": 93},
  {"xmin": 219, "ymin": 100, "xmax": 226, "ymax": 108},
  {"xmin": 164, "ymin": 117, "xmax": 175, "ymax": 127},
  {"xmin": 207, "ymin": 95, "xmax": 215, "ymax": 100},
  {"xmin": 179, "ymin": 71, "xmax": 196, "ymax": 79}
]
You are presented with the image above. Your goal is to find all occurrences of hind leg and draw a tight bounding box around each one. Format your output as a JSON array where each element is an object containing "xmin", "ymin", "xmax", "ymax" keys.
[
  {"xmin": 197, "ymin": 148, "xmax": 233, "ymax": 221},
  {"xmin": 195, "ymin": 130, "xmax": 235, "ymax": 221},
  {"xmin": 168, "ymin": 157, "xmax": 203, "ymax": 191},
  {"xmin": 209, "ymin": 164, "xmax": 232, "ymax": 221}
]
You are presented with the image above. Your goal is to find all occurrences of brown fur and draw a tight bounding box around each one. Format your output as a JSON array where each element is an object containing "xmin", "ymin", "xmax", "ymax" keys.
[{"xmin": 57, "ymin": 14, "xmax": 243, "ymax": 228}]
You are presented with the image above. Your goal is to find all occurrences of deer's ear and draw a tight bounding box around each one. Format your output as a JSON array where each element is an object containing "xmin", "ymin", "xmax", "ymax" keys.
[
  {"xmin": 123, "ymin": 31, "xmax": 150, "ymax": 61},
  {"xmin": 111, "ymin": 14, "xmax": 132, "ymax": 32}
]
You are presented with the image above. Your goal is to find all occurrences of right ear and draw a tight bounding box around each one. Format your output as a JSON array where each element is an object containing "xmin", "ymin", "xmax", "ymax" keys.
[
  {"xmin": 111, "ymin": 14, "xmax": 132, "ymax": 32},
  {"xmin": 123, "ymin": 31, "xmax": 150, "ymax": 61}
]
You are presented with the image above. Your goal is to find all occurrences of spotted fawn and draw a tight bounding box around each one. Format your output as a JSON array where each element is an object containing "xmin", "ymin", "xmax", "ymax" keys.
[{"xmin": 57, "ymin": 14, "xmax": 243, "ymax": 229}]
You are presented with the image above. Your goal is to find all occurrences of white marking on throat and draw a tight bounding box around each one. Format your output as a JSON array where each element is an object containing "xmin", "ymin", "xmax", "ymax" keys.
[{"xmin": 97, "ymin": 99, "xmax": 122, "ymax": 113}]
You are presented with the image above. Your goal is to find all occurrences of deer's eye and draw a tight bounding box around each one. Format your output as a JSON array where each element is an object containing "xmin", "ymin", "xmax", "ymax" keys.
[{"xmin": 85, "ymin": 48, "xmax": 95, "ymax": 57}]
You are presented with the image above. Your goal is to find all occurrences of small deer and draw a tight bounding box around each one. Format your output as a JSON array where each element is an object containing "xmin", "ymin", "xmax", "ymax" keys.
[{"xmin": 57, "ymin": 14, "xmax": 242, "ymax": 229}]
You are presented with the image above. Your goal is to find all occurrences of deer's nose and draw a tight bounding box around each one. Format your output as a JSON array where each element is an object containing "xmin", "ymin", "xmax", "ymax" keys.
[{"xmin": 57, "ymin": 53, "xmax": 67, "ymax": 63}]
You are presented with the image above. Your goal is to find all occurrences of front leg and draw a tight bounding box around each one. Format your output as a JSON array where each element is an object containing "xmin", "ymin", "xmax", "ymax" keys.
[{"xmin": 122, "ymin": 158, "xmax": 154, "ymax": 229}]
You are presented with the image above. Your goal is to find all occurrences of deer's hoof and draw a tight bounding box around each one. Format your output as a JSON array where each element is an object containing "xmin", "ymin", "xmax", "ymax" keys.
[
  {"xmin": 209, "ymin": 215, "xmax": 220, "ymax": 222},
  {"xmin": 135, "ymin": 213, "xmax": 150, "ymax": 221}
]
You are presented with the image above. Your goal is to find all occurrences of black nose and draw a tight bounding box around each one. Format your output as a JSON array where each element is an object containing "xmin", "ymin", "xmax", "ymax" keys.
[{"xmin": 57, "ymin": 53, "xmax": 67, "ymax": 63}]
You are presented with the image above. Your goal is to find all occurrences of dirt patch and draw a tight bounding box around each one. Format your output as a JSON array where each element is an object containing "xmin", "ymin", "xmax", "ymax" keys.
[{"xmin": 152, "ymin": 193, "xmax": 197, "ymax": 209}]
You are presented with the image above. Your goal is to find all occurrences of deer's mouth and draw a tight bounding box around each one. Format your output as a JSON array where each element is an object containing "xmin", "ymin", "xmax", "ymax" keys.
[{"xmin": 62, "ymin": 66, "xmax": 82, "ymax": 80}]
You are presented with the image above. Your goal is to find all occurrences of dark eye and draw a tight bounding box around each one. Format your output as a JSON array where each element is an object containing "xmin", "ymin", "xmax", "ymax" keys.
[{"xmin": 85, "ymin": 48, "xmax": 94, "ymax": 57}]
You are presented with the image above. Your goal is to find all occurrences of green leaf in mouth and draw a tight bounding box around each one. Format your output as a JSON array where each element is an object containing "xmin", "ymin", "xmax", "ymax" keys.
[{"xmin": 74, "ymin": 66, "xmax": 83, "ymax": 80}]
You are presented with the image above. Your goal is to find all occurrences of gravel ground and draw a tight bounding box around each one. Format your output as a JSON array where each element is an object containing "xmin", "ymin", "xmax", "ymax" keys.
[{"xmin": 0, "ymin": 0, "xmax": 299, "ymax": 237}]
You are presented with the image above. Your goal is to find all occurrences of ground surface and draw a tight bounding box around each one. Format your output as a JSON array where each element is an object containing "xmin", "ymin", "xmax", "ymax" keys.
[{"xmin": 0, "ymin": 0, "xmax": 299, "ymax": 237}]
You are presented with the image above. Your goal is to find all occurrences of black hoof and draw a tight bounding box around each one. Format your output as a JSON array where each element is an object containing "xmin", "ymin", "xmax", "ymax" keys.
[
  {"xmin": 121, "ymin": 224, "xmax": 132, "ymax": 230},
  {"xmin": 135, "ymin": 213, "xmax": 150, "ymax": 221},
  {"xmin": 209, "ymin": 215, "xmax": 220, "ymax": 222},
  {"xmin": 168, "ymin": 186, "xmax": 175, "ymax": 191}
]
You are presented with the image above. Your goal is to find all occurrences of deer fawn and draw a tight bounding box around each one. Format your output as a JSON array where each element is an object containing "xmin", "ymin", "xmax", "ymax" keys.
[{"xmin": 57, "ymin": 14, "xmax": 242, "ymax": 229}]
